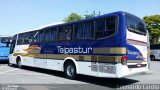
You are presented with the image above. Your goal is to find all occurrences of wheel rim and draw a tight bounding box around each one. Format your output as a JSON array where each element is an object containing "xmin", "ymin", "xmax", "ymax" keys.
[{"xmin": 66, "ymin": 65, "xmax": 74, "ymax": 77}]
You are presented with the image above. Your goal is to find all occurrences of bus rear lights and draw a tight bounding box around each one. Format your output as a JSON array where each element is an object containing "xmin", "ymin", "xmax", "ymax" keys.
[{"xmin": 121, "ymin": 55, "xmax": 127, "ymax": 65}]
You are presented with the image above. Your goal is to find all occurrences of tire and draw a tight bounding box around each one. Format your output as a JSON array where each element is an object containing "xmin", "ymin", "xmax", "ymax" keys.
[
  {"xmin": 150, "ymin": 56, "xmax": 155, "ymax": 61},
  {"xmin": 64, "ymin": 62, "xmax": 77, "ymax": 79},
  {"xmin": 17, "ymin": 58, "xmax": 22, "ymax": 68},
  {"xmin": 8, "ymin": 63, "xmax": 13, "ymax": 67}
]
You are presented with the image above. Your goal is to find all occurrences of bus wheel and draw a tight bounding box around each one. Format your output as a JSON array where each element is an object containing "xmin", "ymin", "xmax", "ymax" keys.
[
  {"xmin": 150, "ymin": 56, "xmax": 155, "ymax": 61},
  {"xmin": 17, "ymin": 58, "xmax": 22, "ymax": 68},
  {"xmin": 64, "ymin": 62, "xmax": 77, "ymax": 79},
  {"xmin": 8, "ymin": 63, "xmax": 13, "ymax": 67}
]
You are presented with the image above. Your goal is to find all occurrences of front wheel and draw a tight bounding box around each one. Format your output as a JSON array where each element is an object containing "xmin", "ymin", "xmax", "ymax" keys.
[
  {"xmin": 17, "ymin": 58, "xmax": 23, "ymax": 68},
  {"xmin": 150, "ymin": 56, "xmax": 155, "ymax": 61},
  {"xmin": 8, "ymin": 63, "xmax": 13, "ymax": 67},
  {"xmin": 64, "ymin": 62, "xmax": 77, "ymax": 79}
]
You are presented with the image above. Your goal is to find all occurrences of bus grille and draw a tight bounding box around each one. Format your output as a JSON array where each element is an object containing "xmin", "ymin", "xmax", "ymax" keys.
[
  {"xmin": 91, "ymin": 64, "xmax": 115, "ymax": 74},
  {"xmin": 91, "ymin": 64, "xmax": 98, "ymax": 71},
  {"xmin": 99, "ymin": 65, "xmax": 115, "ymax": 74}
]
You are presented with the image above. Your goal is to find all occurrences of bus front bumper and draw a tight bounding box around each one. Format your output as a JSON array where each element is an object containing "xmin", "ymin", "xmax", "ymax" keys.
[{"xmin": 0, "ymin": 56, "xmax": 9, "ymax": 61}]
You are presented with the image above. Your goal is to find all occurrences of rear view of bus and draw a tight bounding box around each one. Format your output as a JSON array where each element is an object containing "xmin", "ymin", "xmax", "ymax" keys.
[
  {"xmin": 117, "ymin": 13, "xmax": 148, "ymax": 77},
  {"xmin": 0, "ymin": 36, "xmax": 11, "ymax": 62}
]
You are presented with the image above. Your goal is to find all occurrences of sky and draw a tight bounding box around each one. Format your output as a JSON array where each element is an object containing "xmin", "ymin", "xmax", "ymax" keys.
[{"xmin": 0, "ymin": 0, "xmax": 160, "ymax": 36}]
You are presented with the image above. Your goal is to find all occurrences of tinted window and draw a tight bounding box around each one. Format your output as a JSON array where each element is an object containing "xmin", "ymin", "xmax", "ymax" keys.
[
  {"xmin": 65, "ymin": 26, "xmax": 72, "ymax": 40},
  {"xmin": 74, "ymin": 21, "xmax": 94, "ymax": 40},
  {"xmin": 150, "ymin": 44, "xmax": 160, "ymax": 49},
  {"xmin": 23, "ymin": 32, "xmax": 31, "ymax": 44},
  {"xmin": 17, "ymin": 34, "xmax": 23, "ymax": 45},
  {"xmin": 84, "ymin": 21, "xmax": 94, "ymax": 39},
  {"xmin": 45, "ymin": 28, "xmax": 57, "ymax": 42},
  {"xmin": 36, "ymin": 30, "xmax": 45, "ymax": 43},
  {"xmin": 95, "ymin": 17, "xmax": 117, "ymax": 39},
  {"xmin": 0, "ymin": 37, "xmax": 11, "ymax": 47},
  {"xmin": 58, "ymin": 25, "xmax": 73, "ymax": 41},
  {"xmin": 17, "ymin": 31, "xmax": 36, "ymax": 45},
  {"xmin": 126, "ymin": 14, "xmax": 147, "ymax": 35},
  {"xmin": 58, "ymin": 27, "xmax": 67, "ymax": 41},
  {"xmin": 74, "ymin": 23, "xmax": 85, "ymax": 39},
  {"xmin": 27, "ymin": 30, "xmax": 45, "ymax": 43}
]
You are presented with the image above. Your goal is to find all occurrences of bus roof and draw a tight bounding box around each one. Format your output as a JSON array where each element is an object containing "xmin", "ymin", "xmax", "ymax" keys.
[
  {"xmin": 17, "ymin": 22, "xmax": 65, "ymax": 34},
  {"xmin": 0, "ymin": 35, "xmax": 12, "ymax": 38},
  {"xmin": 16, "ymin": 11, "xmax": 128, "ymax": 35},
  {"xmin": 43, "ymin": 11, "xmax": 125, "ymax": 29}
]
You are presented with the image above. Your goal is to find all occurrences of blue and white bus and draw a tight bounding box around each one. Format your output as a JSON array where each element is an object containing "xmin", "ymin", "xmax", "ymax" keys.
[
  {"xmin": 0, "ymin": 36, "xmax": 11, "ymax": 62},
  {"xmin": 9, "ymin": 11, "xmax": 149, "ymax": 79}
]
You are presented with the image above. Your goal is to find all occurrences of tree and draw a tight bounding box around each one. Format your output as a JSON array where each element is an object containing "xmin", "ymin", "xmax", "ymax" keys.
[
  {"xmin": 63, "ymin": 13, "xmax": 83, "ymax": 22},
  {"xmin": 144, "ymin": 15, "xmax": 160, "ymax": 43},
  {"xmin": 84, "ymin": 11, "xmax": 96, "ymax": 19}
]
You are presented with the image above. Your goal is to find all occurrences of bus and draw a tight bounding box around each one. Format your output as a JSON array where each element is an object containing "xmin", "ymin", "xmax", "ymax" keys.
[
  {"xmin": 0, "ymin": 36, "xmax": 11, "ymax": 62},
  {"xmin": 150, "ymin": 44, "xmax": 160, "ymax": 61},
  {"xmin": 9, "ymin": 11, "xmax": 149, "ymax": 79}
]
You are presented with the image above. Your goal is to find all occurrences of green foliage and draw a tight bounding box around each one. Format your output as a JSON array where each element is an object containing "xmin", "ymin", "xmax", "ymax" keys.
[
  {"xmin": 84, "ymin": 14, "xmax": 95, "ymax": 19},
  {"xmin": 84, "ymin": 11, "xmax": 96, "ymax": 19},
  {"xmin": 144, "ymin": 15, "xmax": 160, "ymax": 43},
  {"xmin": 63, "ymin": 13, "xmax": 83, "ymax": 22},
  {"xmin": 63, "ymin": 11, "xmax": 102, "ymax": 23}
]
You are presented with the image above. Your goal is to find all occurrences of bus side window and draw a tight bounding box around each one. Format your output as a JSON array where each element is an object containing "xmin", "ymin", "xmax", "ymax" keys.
[
  {"xmin": 65, "ymin": 26, "xmax": 73, "ymax": 40},
  {"xmin": 95, "ymin": 17, "xmax": 116, "ymax": 39},
  {"xmin": 45, "ymin": 29, "xmax": 52, "ymax": 42},
  {"xmin": 84, "ymin": 21, "xmax": 94, "ymax": 39},
  {"xmin": 36, "ymin": 30, "xmax": 45, "ymax": 43},
  {"xmin": 106, "ymin": 17, "xmax": 116, "ymax": 35},
  {"xmin": 58, "ymin": 25, "xmax": 73, "ymax": 41},
  {"xmin": 45, "ymin": 28, "xmax": 57, "ymax": 42},
  {"xmin": 17, "ymin": 34, "xmax": 23, "ymax": 45},
  {"xmin": 74, "ymin": 21, "xmax": 94, "ymax": 40},
  {"xmin": 58, "ymin": 26, "xmax": 66, "ymax": 41},
  {"xmin": 74, "ymin": 23, "xmax": 85, "ymax": 40},
  {"xmin": 95, "ymin": 19, "xmax": 105, "ymax": 38}
]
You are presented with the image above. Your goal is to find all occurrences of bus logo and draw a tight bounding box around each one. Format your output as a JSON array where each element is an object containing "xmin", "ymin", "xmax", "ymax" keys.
[
  {"xmin": 57, "ymin": 46, "xmax": 92, "ymax": 54},
  {"xmin": 24, "ymin": 45, "xmax": 41, "ymax": 51},
  {"xmin": 136, "ymin": 55, "xmax": 146, "ymax": 59}
]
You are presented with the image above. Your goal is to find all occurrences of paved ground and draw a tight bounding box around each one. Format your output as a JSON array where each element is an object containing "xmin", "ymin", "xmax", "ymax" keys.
[
  {"xmin": 126, "ymin": 61, "xmax": 160, "ymax": 84},
  {"xmin": 0, "ymin": 61, "xmax": 159, "ymax": 90}
]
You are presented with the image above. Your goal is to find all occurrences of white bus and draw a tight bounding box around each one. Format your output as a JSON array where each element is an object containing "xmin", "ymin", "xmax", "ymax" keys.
[
  {"xmin": 150, "ymin": 44, "xmax": 160, "ymax": 61},
  {"xmin": 9, "ymin": 11, "xmax": 149, "ymax": 79}
]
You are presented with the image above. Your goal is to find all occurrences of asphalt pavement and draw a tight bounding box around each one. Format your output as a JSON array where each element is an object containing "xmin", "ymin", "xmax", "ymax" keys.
[{"xmin": 0, "ymin": 61, "xmax": 159, "ymax": 90}]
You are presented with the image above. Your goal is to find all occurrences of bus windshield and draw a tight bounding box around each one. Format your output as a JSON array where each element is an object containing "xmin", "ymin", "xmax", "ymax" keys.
[
  {"xmin": 0, "ymin": 37, "xmax": 12, "ymax": 47},
  {"xmin": 126, "ymin": 13, "xmax": 147, "ymax": 35},
  {"xmin": 150, "ymin": 44, "xmax": 160, "ymax": 49}
]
